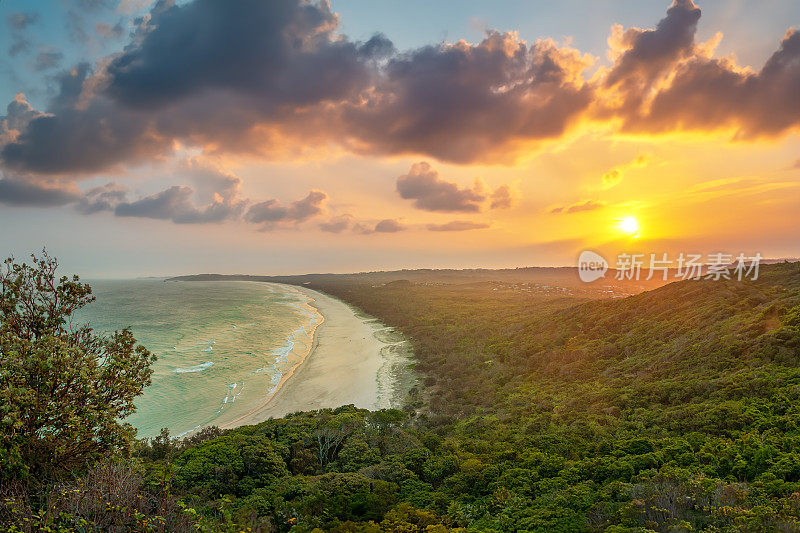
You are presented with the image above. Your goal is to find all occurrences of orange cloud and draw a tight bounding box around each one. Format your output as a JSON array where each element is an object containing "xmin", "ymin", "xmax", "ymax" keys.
[
  {"xmin": 600, "ymin": 153, "xmax": 651, "ymax": 190},
  {"xmin": 550, "ymin": 200, "xmax": 606, "ymax": 214}
]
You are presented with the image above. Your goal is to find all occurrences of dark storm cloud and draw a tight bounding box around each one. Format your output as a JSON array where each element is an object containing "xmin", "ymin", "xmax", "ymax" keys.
[
  {"xmin": 427, "ymin": 220, "xmax": 490, "ymax": 232},
  {"xmin": 550, "ymin": 200, "xmax": 605, "ymax": 214},
  {"xmin": 0, "ymin": 175, "xmax": 79, "ymax": 207},
  {"xmin": 245, "ymin": 190, "xmax": 327, "ymax": 228}
]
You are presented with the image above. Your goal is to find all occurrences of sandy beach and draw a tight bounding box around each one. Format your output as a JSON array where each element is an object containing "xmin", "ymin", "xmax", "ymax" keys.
[{"xmin": 222, "ymin": 284, "xmax": 410, "ymax": 428}]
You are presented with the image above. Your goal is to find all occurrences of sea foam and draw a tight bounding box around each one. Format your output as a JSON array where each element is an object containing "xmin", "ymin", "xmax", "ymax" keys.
[{"xmin": 174, "ymin": 361, "xmax": 214, "ymax": 373}]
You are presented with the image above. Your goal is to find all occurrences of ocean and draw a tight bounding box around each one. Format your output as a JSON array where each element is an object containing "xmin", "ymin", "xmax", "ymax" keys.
[{"xmin": 75, "ymin": 280, "xmax": 321, "ymax": 438}]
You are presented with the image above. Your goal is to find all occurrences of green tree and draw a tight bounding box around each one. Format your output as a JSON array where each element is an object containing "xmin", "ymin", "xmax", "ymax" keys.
[
  {"xmin": 174, "ymin": 433, "xmax": 289, "ymax": 497},
  {"xmin": 0, "ymin": 252, "xmax": 155, "ymax": 485}
]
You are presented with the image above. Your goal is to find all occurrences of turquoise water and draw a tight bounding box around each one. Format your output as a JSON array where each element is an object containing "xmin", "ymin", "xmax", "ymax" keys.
[{"xmin": 75, "ymin": 280, "xmax": 321, "ymax": 438}]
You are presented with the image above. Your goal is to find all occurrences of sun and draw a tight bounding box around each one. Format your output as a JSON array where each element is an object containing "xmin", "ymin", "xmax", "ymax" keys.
[{"xmin": 618, "ymin": 216, "xmax": 640, "ymax": 238}]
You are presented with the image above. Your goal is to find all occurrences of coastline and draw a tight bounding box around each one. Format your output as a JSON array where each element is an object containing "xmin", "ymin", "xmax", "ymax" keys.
[{"xmin": 221, "ymin": 284, "xmax": 411, "ymax": 428}]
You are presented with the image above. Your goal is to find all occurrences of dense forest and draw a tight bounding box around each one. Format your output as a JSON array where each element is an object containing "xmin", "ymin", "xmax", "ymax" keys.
[{"xmin": 2, "ymin": 257, "xmax": 800, "ymax": 531}]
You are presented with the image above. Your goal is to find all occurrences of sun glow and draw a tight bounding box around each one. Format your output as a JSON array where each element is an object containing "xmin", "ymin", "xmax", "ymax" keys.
[{"xmin": 618, "ymin": 216, "xmax": 640, "ymax": 238}]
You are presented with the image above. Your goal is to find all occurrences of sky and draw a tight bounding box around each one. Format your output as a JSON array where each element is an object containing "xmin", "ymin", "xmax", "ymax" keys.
[{"xmin": 0, "ymin": 0, "xmax": 798, "ymax": 277}]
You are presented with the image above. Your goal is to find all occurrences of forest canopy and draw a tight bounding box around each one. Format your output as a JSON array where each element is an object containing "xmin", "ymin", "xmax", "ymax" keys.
[{"xmin": 2, "ymin": 257, "xmax": 800, "ymax": 531}]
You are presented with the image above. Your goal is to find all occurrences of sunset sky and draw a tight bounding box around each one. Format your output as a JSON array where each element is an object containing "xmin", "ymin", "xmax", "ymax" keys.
[{"xmin": 0, "ymin": 0, "xmax": 798, "ymax": 277}]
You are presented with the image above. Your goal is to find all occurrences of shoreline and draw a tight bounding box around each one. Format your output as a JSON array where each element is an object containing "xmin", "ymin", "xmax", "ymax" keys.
[{"xmin": 221, "ymin": 284, "xmax": 411, "ymax": 429}]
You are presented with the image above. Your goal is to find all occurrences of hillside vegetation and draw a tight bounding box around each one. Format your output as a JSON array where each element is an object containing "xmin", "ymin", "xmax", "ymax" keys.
[{"xmin": 3, "ymin": 260, "xmax": 800, "ymax": 531}]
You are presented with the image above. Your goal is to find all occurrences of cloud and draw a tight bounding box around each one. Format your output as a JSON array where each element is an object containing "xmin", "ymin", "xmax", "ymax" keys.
[
  {"xmin": 489, "ymin": 184, "xmax": 516, "ymax": 209},
  {"xmin": 601, "ymin": 168, "xmax": 622, "ymax": 189},
  {"xmin": 396, "ymin": 162, "xmax": 516, "ymax": 213},
  {"xmin": 77, "ymin": 0, "xmax": 116, "ymax": 11},
  {"xmin": 341, "ymin": 31, "xmax": 595, "ymax": 163},
  {"xmin": 349, "ymin": 218, "xmax": 406, "ymax": 235},
  {"xmin": 0, "ymin": 0, "xmax": 595, "ymax": 173},
  {"xmin": 103, "ymin": 0, "xmax": 383, "ymax": 110},
  {"xmin": 0, "ymin": 145, "xmax": 325, "ymax": 230},
  {"xmin": 602, "ymin": 1, "xmax": 800, "ymax": 138},
  {"xmin": 396, "ymin": 162, "xmax": 486, "ymax": 212},
  {"xmin": 181, "ymin": 158, "xmax": 242, "ymax": 206},
  {"xmin": 319, "ymin": 214, "xmax": 355, "ymax": 233},
  {"xmin": 550, "ymin": 200, "xmax": 605, "ymax": 214},
  {"xmin": 0, "ymin": 174, "xmax": 79, "ymax": 207},
  {"xmin": 319, "ymin": 214, "xmax": 412, "ymax": 235},
  {"xmin": 0, "ymin": 94, "xmax": 47, "ymax": 145},
  {"xmin": 113, "ymin": 159, "xmax": 248, "ymax": 223},
  {"xmin": 95, "ymin": 21, "xmax": 126, "ymax": 39},
  {"xmin": 6, "ymin": 12, "xmax": 39, "ymax": 56},
  {"xmin": 373, "ymin": 219, "xmax": 405, "ymax": 233},
  {"xmin": 115, "ymin": 185, "xmax": 192, "ymax": 219},
  {"xmin": 7, "ymin": 12, "xmax": 39, "ymax": 30},
  {"xmin": 427, "ymin": 220, "xmax": 490, "ymax": 232},
  {"xmin": 0, "ymin": 0, "xmax": 387, "ymax": 175},
  {"xmin": 34, "ymin": 50, "xmax": 65, "ymax": 71},
  {"xmin": 113, "ymin": 184, "xmax": 242, "ymax": 223},
  {"xmin": 1, "ymin": 65, "xmax": 170, "ymax": 175},
  {"xmin": 76, "ymin": 182, "xmax": 128, "ymax": 214},
  {"xmin": 2, "ymin": 0, "xmax": 800, "ymax": 178},
  {"xmin": 67, "ymin": 10, "xmax": 92, "ymax": 44},
  {"xmin": 117, "ymin": 0, "xmax": 155, "ymax": 15},
  {"xmin": 604, "ymin": 0, "xmax": 701, "ymax": 92},
  {"xmin": 245, "ymin": 190, "xmax": 327, "ymax": 229},
  {"xmin": 9, "ymin": 40, "xmax": 31, "ymax": 57},
  {"xmin": 600, "ymin": 153, "xmax": 650, "ymax": 189}
]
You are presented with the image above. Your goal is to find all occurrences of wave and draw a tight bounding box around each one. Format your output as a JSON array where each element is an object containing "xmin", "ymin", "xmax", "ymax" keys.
[
  {"xmin": 247, "ymin": 288, "xmax": 322, "ymax": 404},
  {"xmin": 174, "ymin": 361, "xmax": 214, "ymax": 373},
  {"xmin": 175, "ymin": 284, "xmax": 323, "ymax": 436},
  {"xmin": 222, "ymin": 382, "xmax": 244, "ymax": 404},
  {"xmin": 174, "ymin": 423, "xmax": 204, "ymax": 439}
]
